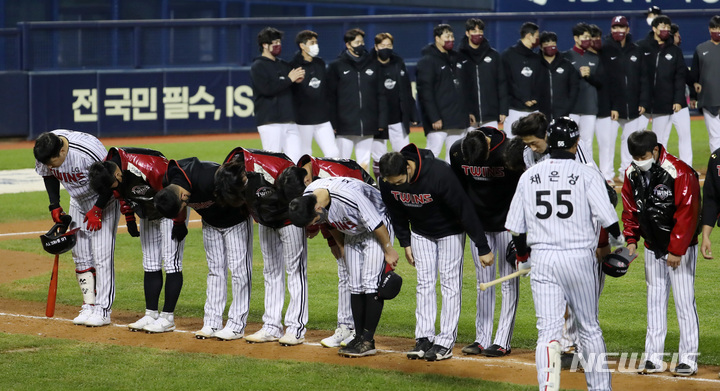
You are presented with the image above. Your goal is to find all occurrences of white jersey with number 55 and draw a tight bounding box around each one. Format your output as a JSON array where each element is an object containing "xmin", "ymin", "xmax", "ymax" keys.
[{"xmin": 505, "ymin": 157, "xmax": 618, "ymax": 251}]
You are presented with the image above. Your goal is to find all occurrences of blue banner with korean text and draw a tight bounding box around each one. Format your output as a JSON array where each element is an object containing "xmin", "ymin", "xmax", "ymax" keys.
[{"xmin": 28, "ymin": 68, "xmax": 257, "ymax": 139}]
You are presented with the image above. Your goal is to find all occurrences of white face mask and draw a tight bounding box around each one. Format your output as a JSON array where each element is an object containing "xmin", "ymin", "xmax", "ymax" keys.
[
  {"xmin": 646, "ymin": 17, "xmax": 654, "ymax": 27},
  {"xmin": 307, "ymin": 44, "xmax": 319, "ymax": 58},
  {"xmin": 633, "ymin": 157, "xmax": 654, "ymax": 172}
]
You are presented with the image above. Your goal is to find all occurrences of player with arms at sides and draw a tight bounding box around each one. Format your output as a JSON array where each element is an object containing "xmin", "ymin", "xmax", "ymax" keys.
[
  {"xmin": 276, "ymin": 154, "xmax": 374, "ymax": 348},
  {"xmin": 222, "ymin": 147, "xmax": 308, "ymax": 346},
  {"xmin": 505, "ymin": 118, "xmax": 623, "ymax": 391},
  {"xmin": 449, "ymin": 127, "xmax": 522, "ymax": 357},
  {"xmin": 379, "ymin": 145, "xmax": 494, "ymax": 361},
  {"xmin": 621, "ymin": 130, "xmax": 700, "ymax": 377},
  {"xmin": 88, "ymin": 147, "xmax": 189, "ymax": 333},
  {"xmin": 33, "ymin": 130, "xmax": 119, "ymax": 327},
  {"xmin": 154, "ymin": 157, "xmax": 253, "ymax": 341},
  {"xmin": 288, "ymin": 177, "xmax": 399, "ymax": 357}
]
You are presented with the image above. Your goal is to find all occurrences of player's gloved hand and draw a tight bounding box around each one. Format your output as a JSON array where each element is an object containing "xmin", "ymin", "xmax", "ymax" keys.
[
  {"xmin": 83, "ymin": 206, "xmax": 103, "ymax": 231},
  {"xmin": 125, "ymin": 213, "xmax": 139, "ymax": 237},
  {"xmin": 609, "ymin": 232, "xmax": 625, "ymax": 248},
  {"xmin": 518, "ymin": 258, "xmax": 531, "ymax": 276},
  {"xmin": 119, "ymin": 199, "xmax": 134, "ymax": 215},
  {"xmin": 50, "ymin": 204, "xmax": 66, "ymax": 223},
  {"xmin": 171, "ymin": 222, "xmax": 188, "ymax": 242},
  {"xmin": 516, "ymin": 250, "xmax": 531, "ymax": 276}
]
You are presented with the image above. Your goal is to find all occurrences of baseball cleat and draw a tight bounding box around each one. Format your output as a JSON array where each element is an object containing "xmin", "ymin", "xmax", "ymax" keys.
[
  {"xmin": 407, "ymin": 337, "xmax": 433, "ymax": 360},
  {"xmin": 128, "ymin": 312, "xmax": 159, "ymax": 332},
  {"xmin": 84, "ymin": 313, "xmax": 111, "ymax": 327},
  {"xmin": 321, "ymin": 325, "xmax": 353, "ymax": 348},
  {"xmin": 482, "ymin": 344, "xmax": 511, "ymax": 357},
  {"xmin": 194, "ymin": 326, "xmax": 218, "ymax": 339},
  {"xmin": 339, "ymin": 339, "xmax": 376, "ymax": 357},
  {"xmin": 672, "ymin": 363, "xmax": 696, "ymax": 377},
  {"xmin": 340, "ymin": 331, "xmax": 356, "ymax": 347},
  {"xmin": 245, "ymin": 329, "xmax": 280, "ymax": 343},
  {"xmin": 214, "ymin": 327, "xmax": 244, "ymax": 341},
  {"xmin": 461, "ymin": 342, "xmax": 483, "ymax": 355},
  {"xmin": 144, "ymin": 314, "xmax": 175, "ymax": 333},
  {"xmin": 425, "ymin": 344, "xmax": 452, "ymax": 361},
  {"xmin": 638, "ymin": 360, "xmax": 663, "ymax": 375},
  {"xmin": 278, "ymin": 332, "xmax": 305, "ymax": 346},
  {"xmin": 72, "ymin": 304, "xmax": 93, "ymax": 326}
]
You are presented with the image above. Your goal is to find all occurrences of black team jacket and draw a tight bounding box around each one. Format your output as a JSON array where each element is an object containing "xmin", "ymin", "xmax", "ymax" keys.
[
  {"xmin": 289, "ymin": 51, "xmax": 331, "ymax": 126},
  {"xmin": 501, "ymin": 40, "xmax": 544, "ymax": 113},
  {"xmin": 249, "ymin": 56, "xmax": 296, "ymax": 126},
  {"xmin": 459, "ymin": 36, "xmax": 508, "ymax": 124},
  {"xmin": 379, "ymin": 143, "xmax": 490, "ymax": 255}
]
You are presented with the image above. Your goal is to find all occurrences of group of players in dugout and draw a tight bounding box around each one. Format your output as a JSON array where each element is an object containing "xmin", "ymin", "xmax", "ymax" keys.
[{"xmin": 30, "ymin": 9, "xmax": 720, "ymax": 391}]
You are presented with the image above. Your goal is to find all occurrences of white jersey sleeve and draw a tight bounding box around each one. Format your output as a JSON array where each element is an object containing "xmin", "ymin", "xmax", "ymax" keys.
[
  {"xmin": 505, "ymin": 175, "xmax": 528, "ymax": 235},
  {"xmin": 584, "ymin": 166, "xmax": 619, "ymax": 228},
  {"xmin": 34, "ymin": 129, "xmax": 107, "ymax": 202}
]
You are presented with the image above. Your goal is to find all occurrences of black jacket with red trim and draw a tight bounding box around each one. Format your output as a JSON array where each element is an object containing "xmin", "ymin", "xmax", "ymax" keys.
[
  {"xmin": 164, "ymin": 157, "xmax": 249, "ymax": 228},
  {"xmin": 379, "ymin": 143, "xmax": 490, "ymax": 254},
  {"xmin": 225, "ymin": 147, "xmax": 295, "ymax": 228},
  {"xmin": 298, "ymin": 154, "xmax": 374, "ymax": 186},
  {"xmin": 449, "ymin": 127, "xmax": 521, "ymax": 232},
  {"xmin": 106, "ymin": 147, "xmax": 167, "ymax": 220},
  {"xmin": 702, "ymin": 148, "xmax": 720, "ymax": 228},
  {"xmin": 621, "ymin": 144, "xmax": 700, "ymax": 256}
]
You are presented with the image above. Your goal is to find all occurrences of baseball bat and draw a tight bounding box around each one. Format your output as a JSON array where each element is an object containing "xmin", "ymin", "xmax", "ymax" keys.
[
  {"xmin": 478, "ymin": 268, "xmax": 530, "ymax": 291},
  {"xmin": 46, "ymin": 254, "xmax": 59, "ymax": 317}
]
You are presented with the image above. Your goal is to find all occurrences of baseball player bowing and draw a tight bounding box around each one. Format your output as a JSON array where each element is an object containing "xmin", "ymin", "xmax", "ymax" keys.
[
  {"xmin": 378, "ymin": 144, "xmax": 494, "ymax": 362},
  {"xmin": 505, "ymin": 118, "xmax": 623, "ymax": 391},
  {"xmin": 154, "ymin": 157, "xmax": 253, "ymax": 341},
  {"xmin": 222, "ymin": 147, "xmax": 308, "ymax": 346},
  {"xmin": 88, "ymin": 147, "xmax": 189, "ymax": 333},
  {"xmin": 288, "ymin": 177, "xmax": 399, "ymax": 357},
  {"xmin": 276, "ymin": 154, "xmax": 375, "ymax": 348},
  {"xmin": 33, "ymin": 130, "xmax": 120, "ymax": 327},
  {"xmin": 449, "ymin": 127, "xmax": 523, "ymax": 357},
  {"xmin": 622, "ymin": 130, "xmax": 700, "ymax": 377}
]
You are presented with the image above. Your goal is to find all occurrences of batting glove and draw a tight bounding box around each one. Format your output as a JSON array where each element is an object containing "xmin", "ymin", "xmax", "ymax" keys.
[
  {"xmin": 609, "ymin": 232, "xmax": 625, "ymax": 248},
  {"xmin": 50, "ymin": 204, "xmax": 66, "ymax": 224},
  {"xmin": 119, "ymin": 199, "xmax": 134, "ymax": 215},
  {"xmin": 84, "ymin": 206, "xmax": 103, "ymax": 231},
  {"xmin": 518, "ymin": 258, "xmax": 531, "ymax": 276},
  {"xmin": 171, "ymin": 222, "xmax": 188, "ymax": 242},
  {"xmin": 125, "ymin": 213, "xmax": 139, "ymax": 237}
]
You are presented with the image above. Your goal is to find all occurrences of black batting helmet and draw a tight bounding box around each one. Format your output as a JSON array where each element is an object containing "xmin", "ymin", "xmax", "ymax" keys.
[
  {"xmin": 377, "ymin": 267, "xmax": 402, "ymax": 300},
  {"xmin": 602, "ymin": 247, "xmax": 637, "ymax": 277},
  {"xmin": 546, "ymin": 117, "xmax": 580, "ymax": 150},
  {"xmin": 40, "ymin": 222, "xmax": 80, "ymax": 255}
]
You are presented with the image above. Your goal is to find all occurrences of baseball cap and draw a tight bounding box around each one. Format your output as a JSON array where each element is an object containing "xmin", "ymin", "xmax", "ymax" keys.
[
  {"xmin": 645, "ymin": 6, "xmax": 661, "ymax": 16},
  {"xmin": 611, "ymin": 16, "xmax": 629, "ymax": 27}
]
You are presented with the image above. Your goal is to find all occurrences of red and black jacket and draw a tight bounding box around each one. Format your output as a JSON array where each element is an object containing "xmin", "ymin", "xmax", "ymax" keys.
[
  {"xmin": 106, "ymin": 147, "xmax": 167, "ymax": 220},
  {"xmin": 622, "ymin": 144, "xmax": 700, "ymax": 256},
  {"xmin": 225, "ymin": 147, "xmax": 294, "ymax": 229}
]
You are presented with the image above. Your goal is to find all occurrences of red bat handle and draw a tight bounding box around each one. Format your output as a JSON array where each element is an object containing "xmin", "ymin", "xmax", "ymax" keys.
[{"xmin": 46, "ymin": 254, "xmax": 59, "ymax": 317}]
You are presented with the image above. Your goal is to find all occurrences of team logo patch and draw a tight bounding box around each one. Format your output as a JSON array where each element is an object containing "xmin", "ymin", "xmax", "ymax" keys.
[
  {"xmin": 131, "ymin": 184, "xmax": 151, "ymax": 196},
  {"xmin": 665, "ymin": 53, "xmax": 673, "ymax": 61},
  {"xmin": 456, "ymin": 63, "xmax": 463, "ymax": 69},
  {"xmin": 589, "ymin": 62, "xmax": 596, "ymax": 66},
  {"xmin": 256, "ymin": 186, "xmax": 274, "ymax": 198},
  {"xmin": 308, "ymin": 77, "xmax": 321, "ymax": 89},
  {"xmin": 653, "ymin": 184, "xmax": 672, "ymax": 200},
  {"xmin": 400, "ymin": 70, "xmax": 405, "ymax": 76},
  {"xmin": 630, "ymin": 55, "xmax": 637, "ymax": 62},
  {"xmin": 484, "ymin": 56, "xmax": 492, "ymax": 63},
  {"xmin": 279, "ymin": 76, "xmax": 286, "ymax": 80},
  {"xmin": 521, "ymin": 66, "xmax": 533, "ymax": 77},
  {"xmin": 556, "ymin": 67, "xmax": 565, "ymax": 74},
  {"xmin": 365, "ymin": 69, "xmax": 374, "ymax": 76},
  {"xmin": 384, "ymin": 78, "xmax": 397, "ymax": 90}
]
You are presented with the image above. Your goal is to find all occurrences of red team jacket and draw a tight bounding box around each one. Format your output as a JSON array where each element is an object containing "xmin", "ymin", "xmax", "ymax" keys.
[{"xmin": 621, "ymin": 144, "xmax": 700, "ymax": 256}]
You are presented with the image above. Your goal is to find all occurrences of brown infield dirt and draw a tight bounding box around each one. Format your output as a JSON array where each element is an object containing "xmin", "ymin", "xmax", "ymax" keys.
[{"xmin": 0, "ymin": 131, "xmax": 716, "ymax": 390}]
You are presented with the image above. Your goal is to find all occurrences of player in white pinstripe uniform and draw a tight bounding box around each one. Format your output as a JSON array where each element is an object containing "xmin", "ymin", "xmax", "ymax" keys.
[
  {"xmin": 276, "ymin": 155, "xmax": 375, "ymax": 348},
  {"xmin": 379, "ymin": 144, "xmax": 494, "ymax": 361},
  {"xmin": 289, "ymin": 177, "xmax": 399, "ymax": 357},
  {"xmin": 223, "ymin": 147, "xmax": 308, "ymax": 346},
  {"xmin": 622, "ymin": 130, "xmax": 700, "ymax": 377},
  {"xmin": 512, "ymin": 113, "xmax": 613, "ymax": 364},
  {"xmin": 33, "ymin": 130, "xmax": 119, "ymax": 327},
  {"xmin": 505, "ymin": 118, "xmax": 623, "ymax": 391},
  {"xmin": 155, "ymin": 157, "xmax": 253, "ymax": 341},
  {"xmin": 88, "ymin": 147, "xmax": 189, "ymax": 333}
]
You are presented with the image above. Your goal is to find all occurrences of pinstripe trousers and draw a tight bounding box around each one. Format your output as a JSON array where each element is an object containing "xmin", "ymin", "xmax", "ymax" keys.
[
  {"xmin": 412, "ymin": 232, "xmax": 465, "ymax": 349},
  {"xmin": 139, "ymin": 217, "xmax": 186, "ymax": 273},
  {"xmin": 643, "ymin": 245, "xmax": 699, "ymax": 371},
  {"xmin": 201, "ymin": 217, "xmax": 253, "ymax": 332}
]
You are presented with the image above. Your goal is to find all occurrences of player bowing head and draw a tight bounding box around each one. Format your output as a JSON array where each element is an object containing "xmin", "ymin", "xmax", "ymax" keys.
[
  {"xmin": 154, "ymin": 185, "xmax": 190, "ymax": 219},
  {"xmin": 460, "ymin": 128, "xmax": 493, "ymax": 165},
  {"xmin": 277, "ymin": 166, "xmax": 311, "ymax": 202},
  {"xmin": 287, "ymin": 194, "xmax": 325, "ymax": 227},
  {"xmin": 377, "ymin": 152, "xmax": 411, "ymax": 187},
  {"xmin": 213, "ymin": 159, "xmax": 248, "ymax": 208},
  {"xmin": 511, "ymin": 112, "xmax": 549, "ymax": 154},
  {"xmin": 33, "ymin": 132, "xmax": 68, "ymax": 169},
  {"xmin": 88, "ymin": 161, "xmax": 123, "ymax": 193}
]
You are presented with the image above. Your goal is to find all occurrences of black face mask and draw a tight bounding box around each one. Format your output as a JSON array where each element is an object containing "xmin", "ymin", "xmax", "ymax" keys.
[
  {"xmin": 392, "ymin": 173, "xmax": 411, "ymax": 192},
  {"xmin": 377, "ymin": 48, "xmax": 392, "ymax": 61},
  {"xmin": 352, "ymin": 44, "xmax": 367, "ymax": 56}
]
